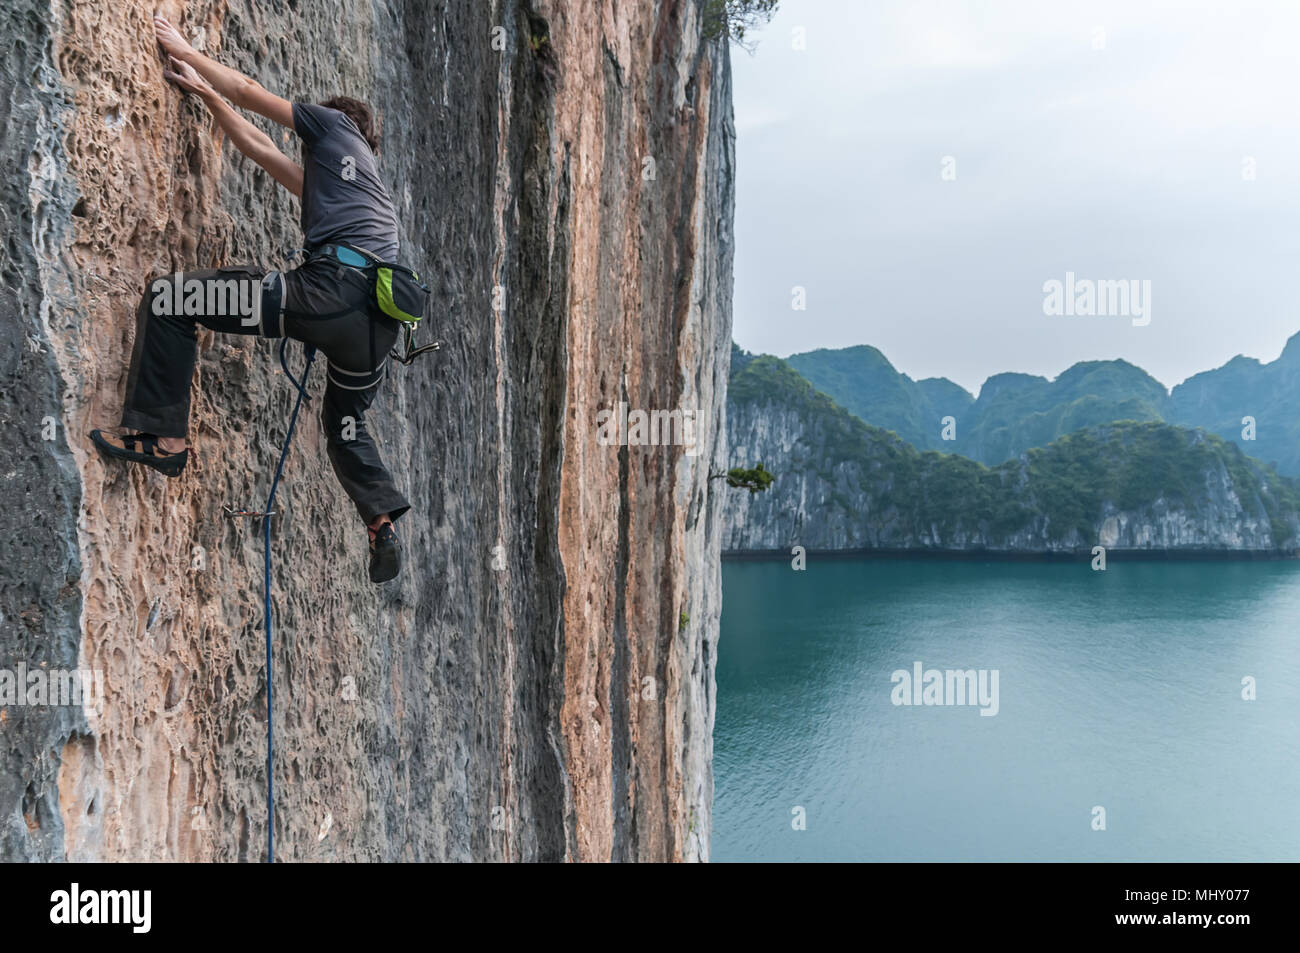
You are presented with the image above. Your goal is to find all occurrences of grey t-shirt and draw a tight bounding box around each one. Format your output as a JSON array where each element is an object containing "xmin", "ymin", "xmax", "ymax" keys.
[{"xmin": 292, "ymin": 103, "xmax": 399, "ymax": 260}]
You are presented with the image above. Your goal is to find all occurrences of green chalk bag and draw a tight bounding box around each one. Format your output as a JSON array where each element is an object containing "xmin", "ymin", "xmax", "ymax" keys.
[{"xmin": 375, "ymin": 262, "xmax": 430, "ymax": 324}]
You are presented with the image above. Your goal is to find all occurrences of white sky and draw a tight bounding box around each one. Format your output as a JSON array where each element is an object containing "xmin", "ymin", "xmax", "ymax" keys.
[{"xmin": 730, "ymin": 0, "xmax": 1300, "ymax": 394}]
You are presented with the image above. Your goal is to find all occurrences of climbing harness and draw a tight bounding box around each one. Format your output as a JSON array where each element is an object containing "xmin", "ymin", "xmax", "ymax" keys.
[
  {"xmin": 262, "ymin": 336, "xmax": 316, "ymax": 863},
  {"xmin": 310, "ymin": 242, "xmax": 430, "ymax": 324},
  {"xmin": 297, "ymin": 243, "xmax": 441, "ymax": 366}
]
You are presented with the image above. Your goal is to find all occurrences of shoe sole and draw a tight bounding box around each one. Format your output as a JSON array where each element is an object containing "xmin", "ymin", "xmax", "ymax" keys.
[{"xmin": 89, "ymin": 430, "xmax": 187, "ymax": 478}]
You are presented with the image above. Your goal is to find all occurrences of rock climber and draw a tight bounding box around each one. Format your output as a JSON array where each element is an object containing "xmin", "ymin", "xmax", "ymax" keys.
[{"xmin": 91, "ymin": 14, "xmax": 413, "ymax": 583}]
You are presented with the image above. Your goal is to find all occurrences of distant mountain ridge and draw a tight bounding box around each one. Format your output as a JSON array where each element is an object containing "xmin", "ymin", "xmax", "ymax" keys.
[
  {"xmin": 785, "ymin": 345, "xmax": 973, "ymax": 451},
  {"xmin": 781, "ymin": 334, "xmax": 1300, "ymax": 475},
  {"xmin": 958, "ymin": 358, "xmax": 1170, "ymax": 466},
  {"xmin": 1169, "ymin": 333, "xmax": 1300, "ymax": 477}
]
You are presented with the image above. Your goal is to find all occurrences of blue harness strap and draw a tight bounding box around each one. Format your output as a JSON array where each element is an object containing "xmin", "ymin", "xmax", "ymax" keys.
[{"xmin": 264, "ymin": 337, "xmax": 316, "ymax": 863}]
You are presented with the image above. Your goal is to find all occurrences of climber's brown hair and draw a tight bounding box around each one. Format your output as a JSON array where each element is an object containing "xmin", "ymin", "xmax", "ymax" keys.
[{"xmin": 321, "ymin": 96, "xmax": 381, "ymax": 155}]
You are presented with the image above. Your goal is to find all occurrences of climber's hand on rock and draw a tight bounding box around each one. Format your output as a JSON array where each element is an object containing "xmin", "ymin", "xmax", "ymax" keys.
[
  {"xmin": 153, "ymin": 13, "xmax": 194, "ymax": 61},
  {"xmin": 163, "ymin": 57, "xmax": 211, "ymax": 97}
]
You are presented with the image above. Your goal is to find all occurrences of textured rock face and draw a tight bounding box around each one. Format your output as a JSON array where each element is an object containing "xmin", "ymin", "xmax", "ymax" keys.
[
  {"xmin": 726, "ymin": 401, "xmax": 868, "ymax": 551},
  {"xmin": 2, "ymin": 0, "xmax": 733, "ymax": 862}
]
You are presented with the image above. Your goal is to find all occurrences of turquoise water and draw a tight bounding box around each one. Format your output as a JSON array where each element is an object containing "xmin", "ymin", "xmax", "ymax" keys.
[{"xmin": 713, "ymin": 558, "xmax": 1300, "ymax": 862}]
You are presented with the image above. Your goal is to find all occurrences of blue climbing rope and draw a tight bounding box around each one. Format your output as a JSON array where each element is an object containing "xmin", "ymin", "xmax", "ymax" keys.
[{"xmin": 264, "ymin": 337, "xmax": 316, "ymax": 864}]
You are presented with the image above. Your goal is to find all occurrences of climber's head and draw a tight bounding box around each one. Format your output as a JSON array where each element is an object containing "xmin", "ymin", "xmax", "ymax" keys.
[{"xmin": 321, "ymin": 96, "xmax": 381, "ymax": 155}]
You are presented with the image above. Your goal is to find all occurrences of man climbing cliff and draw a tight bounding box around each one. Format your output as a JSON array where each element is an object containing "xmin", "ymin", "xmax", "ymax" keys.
[{"xmin": 91, "ymin": 14, "xmax": 410, "ymax": 583}]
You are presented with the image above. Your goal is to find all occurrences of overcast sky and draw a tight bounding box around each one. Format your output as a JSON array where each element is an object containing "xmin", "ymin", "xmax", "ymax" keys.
[{"xmin": 730, "ymin": 0, "xmax": 1300, "ymax": 395}]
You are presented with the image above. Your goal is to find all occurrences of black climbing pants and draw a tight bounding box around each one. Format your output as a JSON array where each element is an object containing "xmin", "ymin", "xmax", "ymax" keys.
[{"xmin": 121, "ymin": 259, "xmax": 411, "ymax": 524}]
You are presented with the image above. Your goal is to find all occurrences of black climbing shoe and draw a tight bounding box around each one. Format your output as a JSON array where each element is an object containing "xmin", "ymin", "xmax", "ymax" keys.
[
  {"xmin": 369, "ymin": 523, "xmax": 401, "ymax": 583},
  {"xmin": 90, "ymin": 429, "xmax": 189, "ymax": 478}
]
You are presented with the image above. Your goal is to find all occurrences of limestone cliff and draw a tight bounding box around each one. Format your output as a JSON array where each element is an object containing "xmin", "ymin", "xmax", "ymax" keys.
[
  {"xmin": 2, "ymin": 0, "xmax": 734, "ymax": 862},
  {"xmin": 724, "ymin": 350, "xmax": 1300, "ymax": 555}
]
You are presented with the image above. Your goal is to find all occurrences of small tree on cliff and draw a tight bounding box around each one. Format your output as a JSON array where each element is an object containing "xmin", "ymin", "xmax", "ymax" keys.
[
  {"xmin": 702, "ymin": 0, "xmax": 780, "ymax": 49},
  {"xmin": 712, "ymin": 463, "xmax": 774, "ymax": 493}
]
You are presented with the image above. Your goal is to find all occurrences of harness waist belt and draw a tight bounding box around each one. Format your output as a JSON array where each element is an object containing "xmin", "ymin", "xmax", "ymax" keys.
[{"xmin": 309, "ymin": 242, "xmax": 381, "ymax": 270}]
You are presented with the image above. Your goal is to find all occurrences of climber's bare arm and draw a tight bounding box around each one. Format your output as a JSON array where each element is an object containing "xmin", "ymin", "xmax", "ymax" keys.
[
  {"xmin": 153, "ymin": 13, "xmax": 295, "ymax": 130},
  {"xmin": 164, "ymin": 58, "xmax": 304, "ymax": 198}
]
